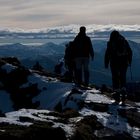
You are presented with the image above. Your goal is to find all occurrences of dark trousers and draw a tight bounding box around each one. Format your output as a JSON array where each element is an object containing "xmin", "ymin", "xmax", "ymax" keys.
[
  {"xmin": 65, "ymin": 61, "xmax": 75, "ymax": 82},
  {"xmin": 111, "ymin": 65, "xmax": 127, "ymax": 90},
  {"xmin": 75, "ymin": 57, "xmax": 89, "ymax": 86},
  {"xmin": 67, "ymin": 62, "xmax": 75, "ymax": 81}
]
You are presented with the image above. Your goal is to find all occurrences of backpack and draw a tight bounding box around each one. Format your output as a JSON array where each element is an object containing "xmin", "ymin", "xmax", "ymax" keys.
[
  {"xmin": 116, "ymin": 36, "xmax": 128, "ymax": 56},
  {"xmin": 64, "ymin": 41, "xmax": 75, "ymax": 62},
  {"xmin": 112, "ymin": 35, "xmax": 130, "ymax": 60},
  {"xmin": 108, "ymin": 34, "xmax": 132, "ymax": 66}
]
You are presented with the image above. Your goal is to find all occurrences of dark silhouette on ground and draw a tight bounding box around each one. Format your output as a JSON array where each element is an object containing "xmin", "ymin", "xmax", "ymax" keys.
[
  {"xmin": 54, "ymin": 61, "xmax": 64, "ymax": 76},
  {"xmin": 0, "ymin": 57, "xmax": 40, "ymax": 110},
  {"xmin": 32, "ymin": 61, "xmax": 44, "ymax": 71}
]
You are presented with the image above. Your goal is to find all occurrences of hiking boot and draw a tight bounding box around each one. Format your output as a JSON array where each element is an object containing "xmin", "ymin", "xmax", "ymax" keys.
[
  {"xmin": 120, "ymin": 87, "xmax": 127, "ymax": 103},
  {"xmin": 112, "ymin": 101, "xmax": 119, "ymax": 105},
  {"xmin": 119, "ymin": 101, "xmax": 126, "ymax": 106},
  {"xmin": 81, "ymin": 83, "xmax": 88, "ymax": 87},
  {"xmin": 112, "ymin": 92, "xmax": 120, "ymax": 103}
]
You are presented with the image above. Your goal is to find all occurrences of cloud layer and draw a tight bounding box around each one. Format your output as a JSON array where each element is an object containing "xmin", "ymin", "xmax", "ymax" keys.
[{"xmin": 0, "ymin": 0, "xmax": 140, "ymax": 29}]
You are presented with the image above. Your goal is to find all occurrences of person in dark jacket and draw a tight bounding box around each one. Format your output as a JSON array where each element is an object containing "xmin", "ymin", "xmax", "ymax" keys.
[
  {"xmin": 54, "ymin": 61, "xmax": 63, "ymax": 76},
  {"xmin": 64, "ymin": 41, "xmax": 76, "ymax": 82},
  {"xmin": 73, "ymin": 26, "xmax": 94, "ymax": 87},
  {"xmin": 105, "ymin": 30, "xmax": 132, "ymax": 91},
  {"xmin": 104, "ymin": 30, "xmax": 132, "ymax": 104}
]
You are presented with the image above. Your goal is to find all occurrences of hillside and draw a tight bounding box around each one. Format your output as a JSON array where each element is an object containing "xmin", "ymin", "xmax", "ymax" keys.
[{"xmin": 0, "ymin": 57, "xmax": 140, "ymax": 139}]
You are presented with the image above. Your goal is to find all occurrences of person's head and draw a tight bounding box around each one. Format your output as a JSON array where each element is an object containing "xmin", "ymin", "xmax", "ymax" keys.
[
  {"xmin": 60, "ymin": 61, "xmax": 63, "ymax": 66},
  {"xmin": 79, "ymin": 26, "xmax": 86, "ymax": 34},
  {"xmin": 110, "ymin": 30, "xmax": 120, "ymax": 41},
  {"xmin": 69, "ymin": 41, "xmax": 74, "ymax": 46},
  {"xmin": 65, "ymin": 43, "xmax": 69, "ymax": 47}
]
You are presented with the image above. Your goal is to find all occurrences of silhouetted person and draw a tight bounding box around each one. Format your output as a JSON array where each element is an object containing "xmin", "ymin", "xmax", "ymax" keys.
[
  {"xmin": 105, "ymin": 30, "xmax": 132, "ymax": 90},
  {"xmin": 105, "ymin": 30, "xmax": 132, "ymax": 103},
  {"xmin": 32, "ymin": 61, "xmax": 43, "ymax": 71},
  {"xmin": 54, "ymin": 61, "xmax": 63, "ymax": 76},
  {"xmin": 64, "ymin": 41, "xmax": 76, "ymax": 82},
  {"xmin": 73, "ymin": 26, "xmax": 94, "ymax": 87}
]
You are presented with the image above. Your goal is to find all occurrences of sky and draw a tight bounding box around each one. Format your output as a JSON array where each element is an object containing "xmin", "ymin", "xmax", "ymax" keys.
[{"xmin": 0, "ymin": 0, "xmax": 140, "ymax": 29}]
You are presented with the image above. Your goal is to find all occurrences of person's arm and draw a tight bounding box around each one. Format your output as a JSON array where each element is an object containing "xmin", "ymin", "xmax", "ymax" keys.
[
  {"xmin": 126, "ymin": 40, "xmax": 132, "ymax": 65},
  {"xmin": 88, "ymin": 37, "xmax": 94, "ymax": 60},
  {"xmin": 104, "ymin": 42, "xmax": 111, "ymax": 68}
]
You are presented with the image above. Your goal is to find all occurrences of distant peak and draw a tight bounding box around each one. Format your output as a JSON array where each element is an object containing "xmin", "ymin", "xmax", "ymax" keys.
[{"xmin": 0, "ymin": 24, "xmax": 140, "ymax": 33}]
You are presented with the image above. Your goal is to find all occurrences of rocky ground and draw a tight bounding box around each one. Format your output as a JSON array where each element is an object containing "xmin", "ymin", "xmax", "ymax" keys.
[{"xmin": 0, "ymin": 57, "xmax": 140, "ymax": 140}]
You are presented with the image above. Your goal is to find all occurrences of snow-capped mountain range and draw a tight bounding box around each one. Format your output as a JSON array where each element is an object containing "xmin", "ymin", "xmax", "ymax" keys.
[{"xmin": 0, "ymin": 24, "xmax": 140, "ymax": 39}]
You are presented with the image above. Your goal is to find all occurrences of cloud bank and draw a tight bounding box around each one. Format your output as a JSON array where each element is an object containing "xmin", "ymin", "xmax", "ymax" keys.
[{"xmin": 0, "ymin": 0, "xmax": 140, "ymax": 29}]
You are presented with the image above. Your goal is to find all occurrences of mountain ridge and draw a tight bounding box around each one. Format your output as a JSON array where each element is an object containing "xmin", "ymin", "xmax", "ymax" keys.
[
  {"xmin": 1, "ymin": 24, "xmax": 140, "ymax": 33},
  {"xmin": 0, "ymin": 24, "xmax": 140, "ymax": 40}
]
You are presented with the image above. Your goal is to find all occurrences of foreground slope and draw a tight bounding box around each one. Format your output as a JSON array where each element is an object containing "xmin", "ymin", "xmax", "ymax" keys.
[{"xmin": 0, "ymin": 57, "xmax": 140, "ymax": 139}]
